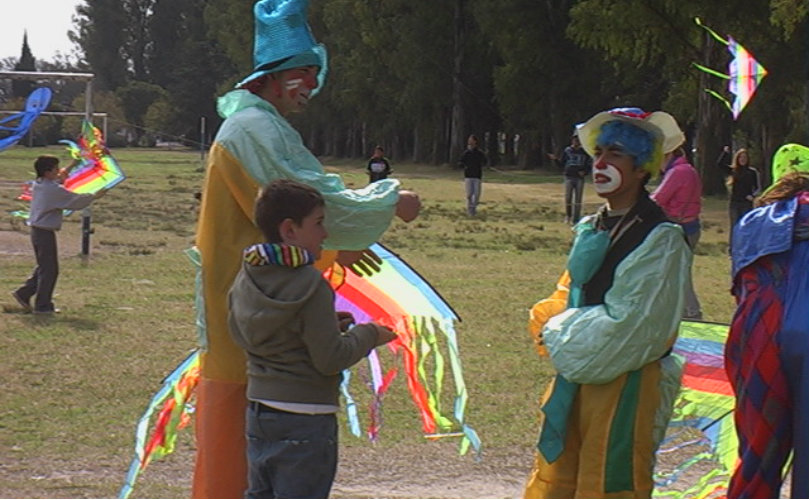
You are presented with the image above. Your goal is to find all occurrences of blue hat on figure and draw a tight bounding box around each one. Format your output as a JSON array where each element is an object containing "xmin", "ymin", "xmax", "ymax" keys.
[
  {"xmin": 236, "ymin": 0, "xmax": 328, "ymax": 95},
  {"xmin": 578, "ymin": 107, "xmax": 684, "ymax": 177}
]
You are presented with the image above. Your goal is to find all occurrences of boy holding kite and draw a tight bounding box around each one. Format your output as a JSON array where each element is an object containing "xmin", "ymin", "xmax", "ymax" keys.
[{"xmin": 192, "ymin": 0, "xmax": 420, "ymax": 496}]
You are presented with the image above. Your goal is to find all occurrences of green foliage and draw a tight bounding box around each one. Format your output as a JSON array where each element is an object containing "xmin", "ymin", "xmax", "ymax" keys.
[
  {"xmin": 4, "ymin": 0, "xmax": 807, "ymax": 173},
  {"xmin": 770, "ymin": 0, "xmax": 809, "ymax": 38},
  {"xmin": 73, "ymin": 0, "xmax": 130, "ymax": 91},
  {"xmin": 117, "ymin": 81, "xmax": 167, "ymax": 137},
  {"xmin": 11, "ymin": 33, "xmax": 36, "ymax": 98}
]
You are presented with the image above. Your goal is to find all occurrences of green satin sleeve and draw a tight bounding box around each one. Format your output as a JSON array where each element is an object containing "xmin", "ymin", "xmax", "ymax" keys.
[
  {"xmin": 543, "ymin": 223, "xmax": 691, "ymax": 385},
  {"xmin": 216, "ymin": 90, "xmax": 399, "ymax": 250}
]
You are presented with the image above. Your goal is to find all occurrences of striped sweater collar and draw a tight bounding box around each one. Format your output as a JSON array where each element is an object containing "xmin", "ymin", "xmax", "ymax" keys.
[{"xmin": 243, "ymin": 243, "xmax": 315, "ymax": 268}]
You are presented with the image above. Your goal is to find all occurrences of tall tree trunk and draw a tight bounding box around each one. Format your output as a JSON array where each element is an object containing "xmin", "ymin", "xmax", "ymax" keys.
[
  {"xmin": 449, "ymin": 0, "xmax": 466, "ymax": 165},
  {"xmin": 361, "ymin": 122, "xmax": 367, "ymax": 159},
  {"xmin": 412, "ymin": 126, "xmax": 420, "ymax": 163},
  {"xmin": 697, "ymin": 31, "xmax": 728, "ymax": 196}
]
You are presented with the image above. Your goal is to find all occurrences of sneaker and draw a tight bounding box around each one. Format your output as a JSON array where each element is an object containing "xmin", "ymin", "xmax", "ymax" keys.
[
  {"xmin": 11, "ymin": 291, "xmax": 32, "ymax": 313},
  {"xmin": 33, "ymin": 307, "xmax": 61, "ymax": 315}
]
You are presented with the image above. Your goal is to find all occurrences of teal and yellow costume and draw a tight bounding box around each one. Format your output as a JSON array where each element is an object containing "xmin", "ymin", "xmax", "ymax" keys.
[
  {"xmin": 193, "ymin": 88, "xmax": 400, "ymax": 497},
  {"xmin": 525, "ymin": 107, "xmax": 691, "ymax": 498}
]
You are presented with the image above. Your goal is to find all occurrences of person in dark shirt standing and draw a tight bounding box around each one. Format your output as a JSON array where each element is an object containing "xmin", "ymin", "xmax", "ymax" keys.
[
  {"xmin": 366, "ymin": 145, "xmax": 392, "ymax": 183},
  {"xmin": 458, "ymin": 134, "xmax": 488, "ymax": 216},
  {"xmin": 549, "ymin": 133, "xmax": 592, "ymax": 224},
  {"xmin": 727, "ymin": 148, "xmax": 760, "ymax": 245}
]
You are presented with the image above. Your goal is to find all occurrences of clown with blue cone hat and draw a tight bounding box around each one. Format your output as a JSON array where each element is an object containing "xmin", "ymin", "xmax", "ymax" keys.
[
  {"xmin": 192, "ymin": 1, "xmax": 421, "ymax": 497},
  {"xmin": 236, "ymin": 0, "xmax": 328, "ymax": 93}
]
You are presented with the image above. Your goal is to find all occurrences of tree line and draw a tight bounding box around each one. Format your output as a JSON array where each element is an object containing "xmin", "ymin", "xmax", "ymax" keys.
[{"xmin": 0, "ymin": 0, "xmax": 807, "ymax": 195}]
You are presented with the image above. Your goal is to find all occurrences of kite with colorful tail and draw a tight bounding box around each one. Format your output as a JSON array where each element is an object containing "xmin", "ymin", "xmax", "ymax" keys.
[
  {"xmin": 325, "ymin": 243, "xmax": 481, "ymax": 453},
  {"xmin": 119, "ymin": 350, "xmax": 200, "ymax": 499},
  {"xmin": 692, "ymin": 17, "xmax": 768, "ymax": 120},
  {"xmin": 653, "ymin": 320, "xmax": 738, "ymax": 498},
  {"xmin": 119, "ymin": 243, "xmax": 480, "ymax": 497},
  {"xmin": 10, "ymin": 119, "xmax": 125, "ymax": 219},
  {"xmin": 60, "ymin": 119, "xmax": 126, "ymax": 194}
]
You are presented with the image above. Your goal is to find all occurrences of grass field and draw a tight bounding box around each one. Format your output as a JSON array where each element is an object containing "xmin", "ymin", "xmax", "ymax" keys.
[{"xmin": 0, "ymin": 146, "xmax": 739, "ymax": 498}]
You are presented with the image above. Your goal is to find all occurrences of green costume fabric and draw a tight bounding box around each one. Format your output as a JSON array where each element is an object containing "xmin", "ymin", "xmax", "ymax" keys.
[
  {"xmin": 215, "ymin": 89, "xmax": 399, "ymax": 250},
  {"xmin": 537, "ymin": 218, "xmax": 690, "ymax": 465}
]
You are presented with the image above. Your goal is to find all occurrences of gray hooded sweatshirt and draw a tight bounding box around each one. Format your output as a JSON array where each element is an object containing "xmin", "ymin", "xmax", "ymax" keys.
[{"xmin": 228, "ymin": 247, "xmax": 380, "ymax": 406}]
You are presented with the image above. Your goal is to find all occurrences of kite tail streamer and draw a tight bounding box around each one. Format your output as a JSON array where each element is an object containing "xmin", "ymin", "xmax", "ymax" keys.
[
  {"xmin": 691, "ymin": 63, "xmax": 729, "ymax": 80},
  {"xmin": 694, "ymin": 17, "xmax": 729, "ymax": 46},
  {"xmin": 399, "ymin": 335, "xmax": 438, "ymax": 434},
  {"xmin": 340, "ymin": 369, "xmax": 362, "ymax": 437},
  {"xmin": 703, "ymin": 89, "xmax": 733, "ymax": 113},
  {"xmin": 365, "ymin": 349, "xmax": 385, "ymax": 441},
  {"xmin": 118, "ymin": 350, "xmax": 200, "ymax": 499},
  {"xmin": 416, "ymin": 319, "xmax": 453, "ymax": 431}
]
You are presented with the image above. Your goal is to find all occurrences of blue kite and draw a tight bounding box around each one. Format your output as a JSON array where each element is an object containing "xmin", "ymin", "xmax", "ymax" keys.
[{"xmin": 0, "ymin": 87, "xmax": 52, "ymax": 152}]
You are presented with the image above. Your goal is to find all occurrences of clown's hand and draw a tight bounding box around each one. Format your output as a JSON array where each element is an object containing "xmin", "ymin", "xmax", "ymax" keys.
[
  {"xmin": 396, "ymin": 190, "xmax": 421, "ymax": 222},
  {"xmin": 337, "ymin": 248, "xmax": 383, "ymax": 277}
]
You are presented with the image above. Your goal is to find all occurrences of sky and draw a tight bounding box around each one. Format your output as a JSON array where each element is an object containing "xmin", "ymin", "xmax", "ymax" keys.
[{"xmin": 0, "ymin": 1, "xmax": 82, "ymax": 62}]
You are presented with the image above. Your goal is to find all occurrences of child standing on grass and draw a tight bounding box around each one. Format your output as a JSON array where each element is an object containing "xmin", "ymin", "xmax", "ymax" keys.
[
  {"xmin": 366, "ymin": 145, "xmax": 392, "ymax": 183},
  {"xmin": 227, "ymin": 179, "xmax": 397, "ymax": 498},
  {"xmin": 12, "ymin": 155, "xmax": 105, "ymax": 315}
]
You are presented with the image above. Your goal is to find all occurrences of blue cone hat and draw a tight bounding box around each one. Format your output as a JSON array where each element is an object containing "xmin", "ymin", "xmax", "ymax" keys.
[{"xmin": 236, "ymin": 0, "xmax": 328, "ymax": 95}]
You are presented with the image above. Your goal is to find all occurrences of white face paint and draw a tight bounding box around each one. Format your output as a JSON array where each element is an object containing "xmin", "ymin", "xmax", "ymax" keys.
[
  {"xmin": 284, "ymin": 78, "xmax": 304, "ymax": 91},
  {"xmin": 592, "ymin": 162, "xmax": 623, "ymax": 196}
]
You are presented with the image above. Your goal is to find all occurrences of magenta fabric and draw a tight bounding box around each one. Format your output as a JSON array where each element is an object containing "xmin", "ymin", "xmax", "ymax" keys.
[{"xmin": 651, "ymin": 156, "xmax": 702, "ymax": 223}]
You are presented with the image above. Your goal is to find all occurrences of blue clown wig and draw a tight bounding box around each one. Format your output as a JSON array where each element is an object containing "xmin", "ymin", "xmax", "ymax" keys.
[{"xmin": 596, "ymin": 121, "xmax": 656, "ymax": 170}]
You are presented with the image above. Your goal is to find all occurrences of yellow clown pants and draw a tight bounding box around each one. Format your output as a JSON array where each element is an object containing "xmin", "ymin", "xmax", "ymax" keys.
[{"xmin": 524, "ymin": 361, "xmax": 662, "ymax": 498}]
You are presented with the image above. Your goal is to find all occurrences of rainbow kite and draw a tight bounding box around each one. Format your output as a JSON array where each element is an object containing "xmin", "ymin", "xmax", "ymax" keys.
[
  {"xmin": 693, "ymin": 18, "xmax": 768, "ymax": 120},
  {"xmin": 325, "ymin": 243, "xmax": 480, "ymax": 453},
  {"xmin": 119, "ymin": 349, "xmax": 200, "ymax": 499},
  {"xmin": 10, "ymin": 120, "xmax": 125, "ymax": 219},
  {"xmin": 0, "ymin": 87, "xmax": 51, "ymax": 152},
  {"xmin": 654, "ymin": 320, "xmax": 737, "ymax": 498},
  {"xmin": 61, "ymin": 120, "xmax": 126, "ymax": 194},
  {"xmin": 119, "ymin": 243, "xmax": 480, "ymax": 498}
]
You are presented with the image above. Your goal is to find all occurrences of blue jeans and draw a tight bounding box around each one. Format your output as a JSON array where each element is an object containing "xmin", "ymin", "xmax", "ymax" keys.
[
  {"xmin": 563, "ymin": 177, "xmax": 584, "ymax": 223},
  {"xmin": 464, "ymin": 177, "xmax": 482, "ymax": 215},
  {"xmin": 245, "ymin": 402, "xmax": 337, "ymax": 499}
]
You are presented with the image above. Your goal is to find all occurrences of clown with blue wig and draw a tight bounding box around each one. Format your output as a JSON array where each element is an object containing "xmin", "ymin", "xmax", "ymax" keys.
[{"xmin": 524, "ymin": 108, "xmax": 692, "ymax": 497}]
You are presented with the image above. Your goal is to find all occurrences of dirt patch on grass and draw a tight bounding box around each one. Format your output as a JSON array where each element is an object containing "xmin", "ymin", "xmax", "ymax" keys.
[{"xmin": 0, "ymin": 442, "xmax": 530, "ymax": 498}]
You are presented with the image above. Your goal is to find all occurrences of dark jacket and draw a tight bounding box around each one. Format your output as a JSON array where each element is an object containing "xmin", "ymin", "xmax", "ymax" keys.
[
  {"xmin": 728, "ymin": 166, "xmax": 760, "ymax": 202},
  {"xmin": 367, "ymin": 157, "xmax": 392, "ymax": 182},
  {"xmin": 558, "ymin": 146, "xmax": 592, "ymax": 179},
  {"xmin": 459, "ymin": 147, "xmax": 487, "ymax": 179}
]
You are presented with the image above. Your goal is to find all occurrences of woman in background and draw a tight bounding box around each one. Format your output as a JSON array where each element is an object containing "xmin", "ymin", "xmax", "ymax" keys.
[{"xmin": 727, "ymin": 148, "xmax": 760, "ymax": 244}]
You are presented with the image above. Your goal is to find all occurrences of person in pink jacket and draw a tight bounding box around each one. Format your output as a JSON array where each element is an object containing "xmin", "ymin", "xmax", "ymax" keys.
[{"xmin": 651, "ymin": 147, "xmax": 703, "ymax": 319}]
